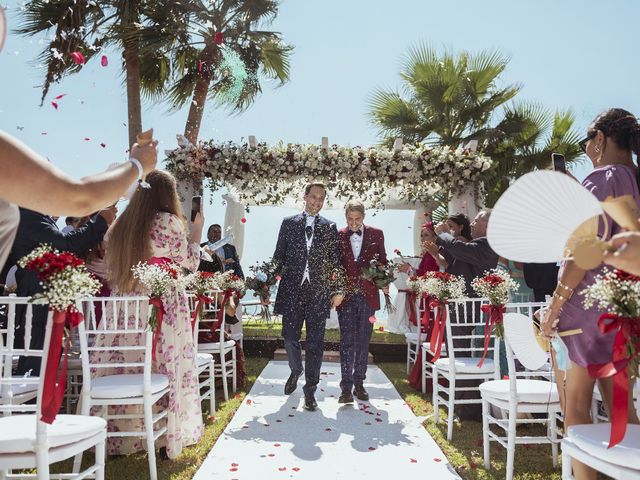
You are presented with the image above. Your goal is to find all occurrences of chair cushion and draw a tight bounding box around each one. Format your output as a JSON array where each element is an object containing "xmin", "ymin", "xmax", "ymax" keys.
[
  {"xmin": 568, "ymin": 424, "xmax": 640, "ymax": 469},
  {"xmin": 434, "ymin": 357, "xmax": 494, "ymax": 374},
  {"xmin": 0, "ymin": 414, "xmax": 106, "ymax": 454},
  {"xmin": 90, "ymin": 374, "xmax": 169, "ymax": 399},
  {"xmin": 198, "ymin": 340, "xmax": 236, "ymax": 351},
  {"xmin": 480, "ymin": 379, "xmax": 559, "ymax": 403},
  {"xmin": 196, "ymin": 352, "xmax": 214, "ymax": 368}
]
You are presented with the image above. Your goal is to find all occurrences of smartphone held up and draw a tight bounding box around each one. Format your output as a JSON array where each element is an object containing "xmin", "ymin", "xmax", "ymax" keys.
[
  {"xmin": 551, "ymin": 153, "xmax": 566, "ymax": 174},
  {"xmin": 191, "ymin": 196, "xmax": 201, "ymax": 222}
]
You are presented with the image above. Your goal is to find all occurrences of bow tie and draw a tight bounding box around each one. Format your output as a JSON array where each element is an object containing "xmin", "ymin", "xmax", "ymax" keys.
[{"xmin": 349, "ymin": 229, "xmax": 362, "ymax": 237}]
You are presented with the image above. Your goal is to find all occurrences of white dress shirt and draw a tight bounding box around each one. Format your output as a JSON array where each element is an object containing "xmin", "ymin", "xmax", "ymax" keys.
[
  {"xmin": 350, "ymin": 226, "xmax": 364, "ymax": 260},
  {"xmin": 302, "ymin": 212, "xmax": 316, "ymax": 284}
]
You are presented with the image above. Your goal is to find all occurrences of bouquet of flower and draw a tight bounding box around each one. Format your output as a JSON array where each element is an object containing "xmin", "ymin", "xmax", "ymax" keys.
[
  {"xmin": 131, "ymin": 257, "xmax": 182, "ymax": 331},
  {"xmin": 472, "ymin": 268, "xmax": 518, "ymax": 367},
  {"xmin": 245, "ymin": 259, "xmax": 279, "ymax": 305},
  {"xmin": 420, "ymin": 271, "xmax": 466, "ymax": 301},
  {"xmin": 361, "ymin": 255, "xmax": 396, "ymax": 313},
  {"xmin": 214, "ymin": 270, "xmax": 246, "ymax": 297},
  {"xmin": 18, "ymin": 244, "xmax": 101, "ymax": 424},
  {"xmin": 18, "ymin": 244, "xmax": 101, "ymax": 312},
  {"xmin": 185, "ymin": 271, "xmax": 219, "ymax": 327},
  {"xmin": 581, "ymin": 268, "xmax": 640, "ymax": 448}
]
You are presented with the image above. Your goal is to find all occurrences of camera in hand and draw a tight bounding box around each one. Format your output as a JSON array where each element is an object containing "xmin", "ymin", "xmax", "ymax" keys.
[
  {"xmin": 551, "ymin": 153, "xmax": 566, "ymax": 174},
  {"xmin": 191, "ymin": 196, "xmax": 201, "ymax": 222}
]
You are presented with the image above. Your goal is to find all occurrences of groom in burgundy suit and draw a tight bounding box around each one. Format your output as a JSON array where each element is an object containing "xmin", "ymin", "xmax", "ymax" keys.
[{"xmin": 336, "ymin": 199, "xmax": 388, "ymax": 403}]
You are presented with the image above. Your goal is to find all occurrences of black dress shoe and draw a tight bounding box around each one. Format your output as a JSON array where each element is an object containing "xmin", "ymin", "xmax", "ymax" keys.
[
  {"xmin": 304, "ymin": 394, "xmax": 318, "ymax": 411},
  {"xmin": 338, "ymin": 391, "xmax": 354, "ymax": 404},
  {"xmin": 284, "ymin": 371, "xmax": 302, "ymax": 395},
  {"xmin": 353, "ymin": 385, "xmax": 369, "ymax": 401}
]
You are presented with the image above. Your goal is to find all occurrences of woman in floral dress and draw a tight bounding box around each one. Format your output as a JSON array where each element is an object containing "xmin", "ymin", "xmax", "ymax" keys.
[{"xmin": 99, "ymin": 170, "xmax": 205, "ymax": 458}]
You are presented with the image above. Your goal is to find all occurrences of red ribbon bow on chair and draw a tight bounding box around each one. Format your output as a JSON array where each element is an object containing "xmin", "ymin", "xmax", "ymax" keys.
[
  {"xmin": 429, "ymin": 299, "xmax": 446, "ymax": 362},
  {"xmin": 149, "ymin": 297, "xmax": 166, "ymax": 362},
  {"xmin": 399, "ymin": 289, "xmax": 418, "ymax": 327},
  {"xmin": 477, "ymin": 304, "xmax": 506, "ymax": 368},
  {"xmin": 41, "ymin": 308, "xmax": 84, "ymax": 424},
  {"xmin": 587, "ymin": 313, "xmax": 640, "ymax": 448},
  {"xmin": 210, "ymin": 290, "xmax": 235, "ymax": 333},
  {"xmin": 191, "ymin": 294, "xmax": 213, "ymax": 333}
]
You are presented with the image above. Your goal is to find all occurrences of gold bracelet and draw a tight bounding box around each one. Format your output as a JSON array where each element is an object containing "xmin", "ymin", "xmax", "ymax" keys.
[
  {"xmin": 553, "ymin": 292, "xmax": 570, "ymax": 302},
  {"xmin": 557, "ymin": 281, "xmax": 575, "ymax": 294}
]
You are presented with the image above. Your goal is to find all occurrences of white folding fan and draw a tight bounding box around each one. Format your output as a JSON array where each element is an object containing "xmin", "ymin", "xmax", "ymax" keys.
[
  {"xmin": 503, "ymin": 312, "xmax": 549, "ymax": 371},
  {"xmin": 488, "ymin": 171, "xmax": 603, "ymax": 266}
]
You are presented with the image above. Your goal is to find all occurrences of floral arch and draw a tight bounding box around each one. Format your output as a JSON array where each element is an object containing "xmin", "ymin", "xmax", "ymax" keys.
[{"xmin": 165, "ymin": 137, "xmax": 493, "ymax": 257}]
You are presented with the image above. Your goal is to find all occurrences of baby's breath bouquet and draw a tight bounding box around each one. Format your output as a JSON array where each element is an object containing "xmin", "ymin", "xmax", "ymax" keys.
[
  {"xmin": 131, "ymin": 257, "xmax": 182, "ymax": 331},
  {"xmin": 581, "ymin": 268, "xmax": 640, "ymax": 448},
  {"xmin": 421, "ymin": 271, "xmax": 466, "ymax": 301},
  {"xmin": 19, "ymin": 244, "xmax": 101, "ymax": 312},
  {"xmin": 214, "ymin": 270, "xmax": 246, "ymax": 297}
]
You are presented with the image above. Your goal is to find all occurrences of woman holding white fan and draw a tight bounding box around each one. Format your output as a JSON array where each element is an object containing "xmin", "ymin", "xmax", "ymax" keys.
[{"xmin": 540, "ymin": 109, "xmax": 640, "ymax": 480}]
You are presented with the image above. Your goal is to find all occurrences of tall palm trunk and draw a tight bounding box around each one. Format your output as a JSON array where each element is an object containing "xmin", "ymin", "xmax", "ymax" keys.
[
  {"xmin": 123, "ymin": 40, "xmax": 142, "ymax": 146},
  {"xmin": 184, "ymin": 46, "xmax": 216, "ymax": 144}
]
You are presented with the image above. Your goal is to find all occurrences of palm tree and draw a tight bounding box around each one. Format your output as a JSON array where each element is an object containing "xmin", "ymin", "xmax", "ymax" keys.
[
  {"xmin": 368, "ymin": 43, "xmax": 520, "ymax": 147},
  {"xmin": 480, "ymin": 103, "xmax": 584, "ymax": 206},
  {"xmin": 17, "ymin": 0, "xmax": 152, "ymax": 146},
  {"xmin": 140, "ymin": 0, "xmax": 293, "ymax": 143},
  {"xmin": 369, "ymin": 43, "xmax": 582, "ymax": 207}
]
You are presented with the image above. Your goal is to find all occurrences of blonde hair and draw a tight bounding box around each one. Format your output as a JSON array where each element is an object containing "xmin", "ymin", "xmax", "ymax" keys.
[
  {"xmin": 344, "ymin": 199, "xmax": 365, "ymax": 216},
  {"xmin": 106, "ymin": 170, "xmax": 186, "ymax": 292}
]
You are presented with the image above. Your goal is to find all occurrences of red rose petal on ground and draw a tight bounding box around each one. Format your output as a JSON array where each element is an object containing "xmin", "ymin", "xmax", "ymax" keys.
[
  {"xmin": 240, "ymin": 217, "xmax": 246, "ymax": 223},
  {"xmin": 278, "ymin": 467, "xmax": 286, "ymax": 471},
  {"xmin": 433, "ymin": 458, "xmax": 442, "ymax": 462},
  {"xmin": 368, "ymin": 447, "xmax": 376, "ymax": 451},
  {"xmin": 70, "ymin": 51, "xmax": 85, "ymax": 65},
  {"xmin": 229, "ymin": 467, "xmax": 238, "ymax": 472},
  {"xmin": 292, "ymin": 467, "xmax": 300, "ymax": 471},
  {"xmin": 51, "ymin": 101, "xmax": 58, "ymax": 109},
  {"xmin": 231, "ymin": 463, "xmax": 239, "ymax": 467},
  {"xmin": 410, "ymin": 458, "xmax": 417, "ymax": 463},
  {"xmin": 274, "ymin": 443, "xmax": 281, "ymax": 447},
  {"xmin": 246, "ymin": 399, "xmax": 252, "ymax": 405},
  {"xmin": 325, "ymin": 428, "xmax": 332, "ymax": 431},
  {"xmin": 375, "ymin": 418, "xmax": 382, "ymax": 422},
  {"xmin": 268, "ymin": 453, "xmax": 275, "ymax": 457},
  {"xmin": 101, "ymin": 55, "xmax": 108, "ymax": 66},
  {"xmin": 378, "ymin": 326, "xmax": 384, "ymax": 332},
  {"xmin": 368, "ymin": 315, "xmax": 376, "ymax": 324}
]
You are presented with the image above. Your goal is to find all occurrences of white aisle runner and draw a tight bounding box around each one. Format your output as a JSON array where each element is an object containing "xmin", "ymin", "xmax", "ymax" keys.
[{"xmin": 194, "ymin": 361, "xmax": 460, "ymax": 480}]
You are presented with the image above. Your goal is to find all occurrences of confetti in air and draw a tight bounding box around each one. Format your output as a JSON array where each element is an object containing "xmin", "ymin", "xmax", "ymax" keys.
[
  {"xmin": 101, "ymin": 55, "xmax": 108, "ymax": 67},
  {"xmin": 70, "ymin": 51, "xmax": 85, "ymax": 65},
  {"xmin": 214, "ymin": 45, "xmax": 253, "ymax": 106}
]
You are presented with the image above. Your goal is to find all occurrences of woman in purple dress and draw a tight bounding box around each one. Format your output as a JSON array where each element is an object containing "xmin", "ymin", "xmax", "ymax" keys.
[{"xmin": 541, "ymin": 108, "xmax": 640, "ymax": 480}]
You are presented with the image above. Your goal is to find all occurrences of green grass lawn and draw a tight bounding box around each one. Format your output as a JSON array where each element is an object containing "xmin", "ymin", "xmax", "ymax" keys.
[
  {"xmin": 242, "ymin": 318, "xmax": 405, "ymax": 344},
  {"xmin": 54, "ymin": 358, "xmax": 565, "ymax": 480}
]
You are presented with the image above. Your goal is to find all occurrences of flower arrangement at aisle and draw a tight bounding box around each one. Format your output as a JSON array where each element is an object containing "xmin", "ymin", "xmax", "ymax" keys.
[
  {"xmin": 581, "ymin": 268, "xmax": 640, "ymax": 448},
  {"xmin": 416, "ymin": 271, "xmax": 466, "ymax": 361},
  {"xmin": 214, "ymin": 270, "xmax": 246, "ymax": 297},
  {"xmin": 245, "ymin": 259, "xmax": 279, "ymax": 305},
  {"xmin": 165, "ymin": 140, "xmax": 493, "ymax": 206},
  {"xmin": 471, "ymin": 268, "xmax": 519, "ymax": 367},
  {"xmin": 361, "ymin": 255, "xmax": 397, "ymax": 313},
  {"xmin": 131, "ymin": 257, "xmax": 184, "ymax": 361},
  {"xmin": 245, "ymin": 259, "xmax": 280, "ymax": 321},
  {"xmin": 185, "ymin": 271, "xmax": 219, "ymax": 331},
  {"xmin": 18, "ymin": 244, "xmax": 101, "ymax": 424}
]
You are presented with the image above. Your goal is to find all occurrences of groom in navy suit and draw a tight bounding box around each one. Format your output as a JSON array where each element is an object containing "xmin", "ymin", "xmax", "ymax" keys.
[{"xmin": 273, "ymin": 182, "xmax": 342, "ymax": 411}]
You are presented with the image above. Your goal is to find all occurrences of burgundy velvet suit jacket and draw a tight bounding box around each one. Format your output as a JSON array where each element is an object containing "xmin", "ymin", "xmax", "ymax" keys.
[{"xmin": 338, "ymin": 225, "xmax": 388, "ymax": 311}]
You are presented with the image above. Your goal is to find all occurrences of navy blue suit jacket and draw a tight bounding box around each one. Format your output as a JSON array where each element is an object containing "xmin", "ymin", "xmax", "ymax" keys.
[{"xmin": 272, "ymin": 213, "xmax": 340, "ymax": 319}]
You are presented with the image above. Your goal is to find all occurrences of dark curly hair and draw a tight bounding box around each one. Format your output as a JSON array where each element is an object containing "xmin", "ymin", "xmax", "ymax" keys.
[{"xmin": 589, "ymin": 108, "xmax": 640, "ymax": 188}]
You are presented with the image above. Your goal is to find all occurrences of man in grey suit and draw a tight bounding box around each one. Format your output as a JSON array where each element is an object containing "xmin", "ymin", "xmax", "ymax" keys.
[{"xmin": 272, "ymin": 182, "xmax": 342, "ymax": 411}]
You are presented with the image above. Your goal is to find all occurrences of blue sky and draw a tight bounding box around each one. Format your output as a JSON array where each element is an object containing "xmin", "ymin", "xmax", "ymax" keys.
[{"xmin": 1, "ymin": 0, "xmax": 639, "ymax": 272}]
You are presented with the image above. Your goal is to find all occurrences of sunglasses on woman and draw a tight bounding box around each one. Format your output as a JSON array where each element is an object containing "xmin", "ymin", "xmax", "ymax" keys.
[{"xmin": 578, "ymin": 131, "xmax": 597, "ymax": 153}]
